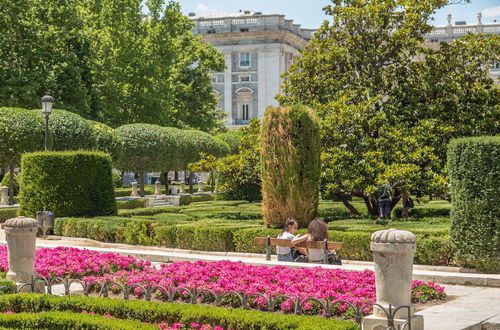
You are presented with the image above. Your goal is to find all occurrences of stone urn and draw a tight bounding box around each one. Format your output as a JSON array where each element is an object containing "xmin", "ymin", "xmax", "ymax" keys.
[{"xmin": 4, "ymin": 217, "xmax": 38, "ymax": 282}]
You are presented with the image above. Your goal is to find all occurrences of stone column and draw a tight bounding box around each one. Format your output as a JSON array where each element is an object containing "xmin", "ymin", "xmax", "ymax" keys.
[
  {"xmin": 179, "ymin": 182, "xmax": 185, "ymax": 194},
  {"xmin": 131, "ymin": 182, "xmax": 139, "ymax": 197},
  {"xmin": 223, "ymin": 50, "xmax": 233, "ymax": 124},
  {"xmin": 0, "ymin": 186, "xmax": 8, "ymax": 205},
  {"xmin": 4, "ymin": 217, "xmax": 44, "ymax": 292},
  {"xmin": 362, "ymin": 228, "xmax": 423, "ymax": 330},
  {"xmin": 154, "ymin": 180, "xmax": 161, "ymax": 196},
  {"xmin": 198, "ymin": 182, "xmax": 204, "ymax": 193}
]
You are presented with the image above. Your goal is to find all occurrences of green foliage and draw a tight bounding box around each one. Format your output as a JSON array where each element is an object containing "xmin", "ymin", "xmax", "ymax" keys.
[
  {"xmin": 116, "ymin": 198, "xmax": 145, "ymax": 210},
  {"xmin": 415, "ymin": 236, "xmax": 453, "ymax": 266},
  {"xmin": 0, "ymin": 279, "xmax": 16, "ymax": 295},
  {"xmin": 44, "ymin": 109, "xmax": 96, "ymax": 151},
  {"xmin": 88, "ymin": 120, "xmax": 121, "ymax": 161},
  {"xmin": 215, "ymin": 131, "xmax": 242, "ymax": 155},
  {"xmin": 0, "ymin": 108, "xmax": 45, "ymax": 164},
  {"xmin": 115, "ymin": 124, "xmax": 177, "ymax": 173},
  {"xmin": 216, "ymin": 119, "xmax": 262, "ymax": 202},
  {"xmin": 278, "ymin": 0, "xmax": 500, "ymax": 216},
  {"xmin": 0, "ymin": 173, "xmax": 19, "ymax": 196},
  {"xmin": 19, "ymin": 151, "xmax": 116, "ymax": 217},
  {"xmin": 0, "ymin": 1, "xmax": 225, "ymax": 131},
  {"xmin": 0, "ymin": 209, "xmax": 18, "ymax": 224},
  {"xmin": 0, "ymin": 311, "xmax": 156, "ymax": 329},
  {"xmin": 448, "ymin": 136, "xmax": 500, "ymax": 272},
  {"xmin": 112, "ymin": 172, "xmax": 122, "ymax": 188},
  {"xmin": 261, "ymin": 105, "xmax": 321, "ymax": 228},
  {"xmin": 0, "ymin": 294, "xmax": 358, "ymax": 330}
]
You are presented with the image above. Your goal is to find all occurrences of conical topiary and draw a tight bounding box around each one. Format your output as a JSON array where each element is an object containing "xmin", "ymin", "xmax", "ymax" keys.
[{"xmin": 260, "ymin": 105, "xmax": 321, "ymax": 228}]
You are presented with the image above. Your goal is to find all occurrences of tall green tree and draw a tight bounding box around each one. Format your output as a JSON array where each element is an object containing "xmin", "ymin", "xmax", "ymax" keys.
[{"xmin": 278, "ymin": 0, "xmax": 499, "ymax": 215}]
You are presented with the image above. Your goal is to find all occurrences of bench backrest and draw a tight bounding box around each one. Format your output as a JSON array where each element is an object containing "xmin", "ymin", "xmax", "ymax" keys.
[{"xmin": 253, "ymin": 237, "xmax": 342, "ymax": 250}]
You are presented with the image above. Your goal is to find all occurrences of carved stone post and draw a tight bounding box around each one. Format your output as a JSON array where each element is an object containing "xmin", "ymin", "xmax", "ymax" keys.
[
  {"xmin": 362, "ymin": 228, "xmax": 423, "ymax": 330},
  {"xmin": 131, "ymin": 182, "xmax": 139, "ymax": 197},
  {"xmin": 198, "ymin": 181, "xmax": 204, "ymax": 193},
  {"xmin": 4, "ymin": 217, "xmax": 44, "ymax": 292},
  {"xmin": 154, "ymin": 180, "xmax": 161, "ymax": 196},
  {"xmin": 0, "ymin": 186, "xmax": 8, "ymax": 205},
  {"xmin": 179, "ymin": 182, "xmax": 185, "ymax": 194}
]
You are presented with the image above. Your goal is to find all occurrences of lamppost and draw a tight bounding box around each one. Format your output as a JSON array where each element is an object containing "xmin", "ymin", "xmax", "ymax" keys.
[{"xmin": 41, "ymin": 92, "xmax": 54, "ymax": 151}]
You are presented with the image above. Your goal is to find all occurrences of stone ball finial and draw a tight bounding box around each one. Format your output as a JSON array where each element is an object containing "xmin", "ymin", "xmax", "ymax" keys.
[
  {"xmin": 371, "ymin": 228, "xmax": 416, "ymax": 244},
  {"xmin": 371, "ymin": 228, "xmax": 416, "ymax": 253},
  {"xmin": 4, "ymin": 217, "xmax": 38, "ymax": 234}
]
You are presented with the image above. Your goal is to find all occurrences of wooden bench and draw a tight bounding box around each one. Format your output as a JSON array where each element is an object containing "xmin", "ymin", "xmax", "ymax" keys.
[{"xmin": 253, "ymin": 236, "xmax": 342, "ymax": 264}]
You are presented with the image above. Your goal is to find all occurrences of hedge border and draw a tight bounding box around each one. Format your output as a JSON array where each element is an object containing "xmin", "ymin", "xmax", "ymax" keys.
[{"xmin": 0, "ymin": 294, "xmax": 358, "ymax": 330}]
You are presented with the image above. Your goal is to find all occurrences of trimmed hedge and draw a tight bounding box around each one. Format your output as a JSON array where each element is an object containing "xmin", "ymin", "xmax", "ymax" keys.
[
  {"xmin": 0, "ymin": 279, "xmax": 16, "ymax": 294},
  {"xmin": 116, "ymin": 198, "xmax": 145, "ymax": 210},
  {"xmin": 19, "ymin": 151, "xmax": 117, "ymax": 218},
  {"xmin": 0, "ymin": 173, "xmax": 19, "ymax": 196},
  {"xmin": 0, "ymin": 294, "xmax": 358, "ymax": 330},
  {"xmin": 45, "ymin": 109, "xmax": 96, "ymax": 151},
  {"xmin": 0, "ymin": 311, "xmax": 156, "ymax": 329},
  {"xmin": 0, "ymin": 209, "xmax": 18, "ymax": 223},
  {"xmin": 448, "ymin": 136, "xmax": 500, "ymax": 272}
]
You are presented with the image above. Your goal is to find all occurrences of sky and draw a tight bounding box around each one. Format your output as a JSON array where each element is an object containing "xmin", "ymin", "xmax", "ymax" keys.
[{"xmin": 175, "ymin": 0, "xmax": 500, "ymax": 29}]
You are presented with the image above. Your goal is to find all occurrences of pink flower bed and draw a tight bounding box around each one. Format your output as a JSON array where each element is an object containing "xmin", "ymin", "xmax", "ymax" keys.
[
  {"xmin": 0, "ymin": 246, "xmax": 445, "ymax": 316},
  {"xmin": 0, "ymin": 246, "xmax": 150, "ymax": 278}
]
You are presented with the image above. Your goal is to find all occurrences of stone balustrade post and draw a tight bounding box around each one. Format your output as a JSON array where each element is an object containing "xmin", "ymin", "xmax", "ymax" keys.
[
  {"xmin": 4, "ymin": 217, "xmax": 44, "ymax": 292},
  {"xmin": 0, "ymin": 186, "xmax": 8, "ymax": 205},
  {"xmin": 131, "ymin": 182, "xmax": 139, "ymax": 197},
  {"xmin": 198, "ymin": 181, "xmax": 204, "ymax": 193},
  {"xmin": 362, "ymin": 228, "xmax": 423, "ymax": 330},
  {"xmin": 154, "ymin": 180, "xmax": 161, "ymax": 196},
  {"xmin": 179, "ymin": 182, "xmax": 185, "ymax": 194}
]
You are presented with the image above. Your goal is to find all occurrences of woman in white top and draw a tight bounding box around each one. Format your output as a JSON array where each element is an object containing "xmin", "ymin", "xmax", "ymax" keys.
[
  {"xmin": 276, "ymin": 218, "xmax": 299, "ymax": 262},
  {"xmin": 292, "ymin": 218, "xmax": 329, "ymax": 263}
]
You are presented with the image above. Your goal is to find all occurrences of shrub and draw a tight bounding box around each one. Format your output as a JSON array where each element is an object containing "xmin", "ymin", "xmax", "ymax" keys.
[
  {"xmin": 261, "ymin": 105, "xmax": 321, "ymax": 228},
  {"xmin": 415, "ymin": 236, "xmax": 454, "ymax": 266},
  {"xmin": 0, "ymin": 294, "xmax": 358, "ymax": 330},
  {"xmin": 0, "ymin": 311, "xmax": 156, "ymax": 329},
  {"xmin": 44, "ymin": 109, "xmax": 96, "ymax": 151},
  {"xmin": 0, "ymin": 173, "xmax": 19, "ymax": 196},
  {"xmin": 0, "ymin": 209, "xmax": 18, "ymax": 223},
  {"xmin": 179, "ymin": 194, "xmax": 213, "ymax": 205},
  {"xmin": 392, "ymin": 205, "xmax": 450, "ymax": 218},
  {"xmin": 19, "ymin": 151, "xmax": 117, "ymax": 218},
  {"xmin": 116, "ymin": 198, "xmax": 145, "ymax": 209},
  {"xmin": 448, "ymin": 136, "xmax": 500, "ymax": 272},
  {"xmin": 87, "ymin": 120, "xmax": 121, "ymax": 161},
  {"xmin": 112, "ymin": 172, "xmax": 122, "ymax": 188},
  {"xmin": 114, "ymin": 186, "xmax": 155, "ymax": 197},
  {"xmin": 215, "ymin": 131, "xmax": 242, "ymax": 155},
  {"xmin": 0, "ymin": 279, "xmax": 16, "ymax": 294}
]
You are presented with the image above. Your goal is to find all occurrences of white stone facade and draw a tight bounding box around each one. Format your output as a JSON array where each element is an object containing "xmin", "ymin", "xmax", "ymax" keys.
[{"xmin": 190, "ymin": 12, "xmax": 312, "ymax": 126}]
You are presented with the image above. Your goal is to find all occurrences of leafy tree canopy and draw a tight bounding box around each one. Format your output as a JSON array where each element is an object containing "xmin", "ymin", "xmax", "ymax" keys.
[{"xmin": 278, "ymin": 0, "xmax": 500, "ymax": 215}]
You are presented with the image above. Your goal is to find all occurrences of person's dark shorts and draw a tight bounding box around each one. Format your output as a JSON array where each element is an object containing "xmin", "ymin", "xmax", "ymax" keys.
[{"xmin": 379, "ymin": 198, "xmax": 391, "ymax": 217}]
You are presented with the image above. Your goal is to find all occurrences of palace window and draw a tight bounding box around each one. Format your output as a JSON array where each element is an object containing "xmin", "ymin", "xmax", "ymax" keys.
[
  {"xmin": 242, "ymin": 104, "xmax": 249, "ymax": 120},
  {"xmin": 239, "ymin": 52, "xmax": 250, "ymax": 67},
  {"xmin": 239, "ymin": 75, "xmax": 250, "ymax": 82}
]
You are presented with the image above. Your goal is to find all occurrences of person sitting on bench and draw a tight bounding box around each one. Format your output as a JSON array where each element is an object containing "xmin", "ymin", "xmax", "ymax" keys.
[
  {"xmin": 276, "ymin": 218, "xmax": 300, "ymax": 262},
  {"xmin": 292, "ymin": 218, "xmax": 330, "ymax": 263}
]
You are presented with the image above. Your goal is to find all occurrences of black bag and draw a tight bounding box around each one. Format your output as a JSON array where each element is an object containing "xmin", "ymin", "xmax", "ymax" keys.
[{"xmin": 328, "ymin": 252, "xmax": 342, "ymax": 265}]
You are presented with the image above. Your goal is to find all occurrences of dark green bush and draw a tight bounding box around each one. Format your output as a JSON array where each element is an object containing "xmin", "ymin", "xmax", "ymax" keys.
[
  {"xmin": 215, "ymin": 131, "xmax": 242, "ymax": 155},
  {"xmin": 415, "ymin": 236, "xmax": 454, "ymax": 266},
  {"xmin": 216, "ymin": 182, "xmax": 262, "ymax": 202},
  {"xmin": 0, "ymin": 209, "xmax": 18, "ymax": 223},
  {"xmin": 0, "ymin": 294, "xmax": 357, "ymax": 330},
  {"xmin": 19, "ymin": 151, "xmax": 117, "ymax": 218},
  {"xmin": 0, "ymin": 311, "xmax": 156, "ymax": 329},
  {"xmin": 0, "ymin": 279, "xmax": 16, "ymax": 294},
  {"xmin": 118, "ymin": 206, "xmax": 179, "ymax": 217},
  {"xmin": 179, "ymin": 193, "xmax": 213, "ymax": 205},
  {"xmin": 116, "ymin": 198, "xmax": 145, "ymax": 209},
  {"xmin": 448, "ymin": 136, "xmax": 500, "ymax": 272},
  {"xmin": 88, "ymin": 120, "xmax": 122, "ymax": 161},
  {"xmin": 112, "ymin": 172, "xmax": 122, "ymax": 188}
]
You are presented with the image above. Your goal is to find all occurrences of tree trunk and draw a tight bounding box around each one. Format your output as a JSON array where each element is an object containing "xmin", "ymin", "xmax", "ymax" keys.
[
  {"xmin": 401, "ymin": 192, "xmax": 409, "ymax": 218},
  {"xmin": 188, "ymin": 171, "xmax": 193, "ymax": 194},
  {"xmin": 8, "ymin": 163, "xmax": 15, "ymax": 205},
  {"xmin": 211, "ymin": 170, "xmax": 215, "ymax": 193},
  {"xmin": 360, "ymin": 195, "xmax": 378, "ymax": 216},
  {"xmin": 174, "ymin": 170, "xmax": 179, "ymax": 181},
  {"xmin": 340, "ymin": 197, "xmax": 360, "ymax": 215},
  {"xmin": 139, "ymin": 172, "xmax": 145, "ymax": 197},
  {"xmin": 164, "ymin": 172, "xmax": 169, "ymax": 195}
]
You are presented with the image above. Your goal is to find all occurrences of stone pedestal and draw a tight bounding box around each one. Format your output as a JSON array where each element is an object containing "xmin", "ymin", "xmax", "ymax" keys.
[
  {"xmin": 362, "ymin": 228, "xmax": 423, "ymax": 330},
  {"xmin": 131, "ymin": 182, "xmax": 139, "ymax": 197},
  {"xmin": 198, "ymin": 182, "xmax": 204, "ymax": 192},
  {"xmin": 0, "ymin": 186, "xmax": 8, "ymax": 205},
  {"xmin": 171, "ymin": 185, "xmax": 178, "ymax": 195},
  {"xmin": 179, "ymin": 182, "xmax": 185, "ymax": 194},
  {"xmin": 4, "ymin": 216, "xmax": 44, "ymax": 292},
  {"xmin": 154, "ymin": 180, "xmax": 161, "ymax": 196}
]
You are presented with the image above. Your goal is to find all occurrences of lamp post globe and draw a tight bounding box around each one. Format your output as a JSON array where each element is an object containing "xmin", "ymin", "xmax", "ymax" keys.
[{"xmin": 41, "ymin": 92, "xmax": 54, "ymax": 151}]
